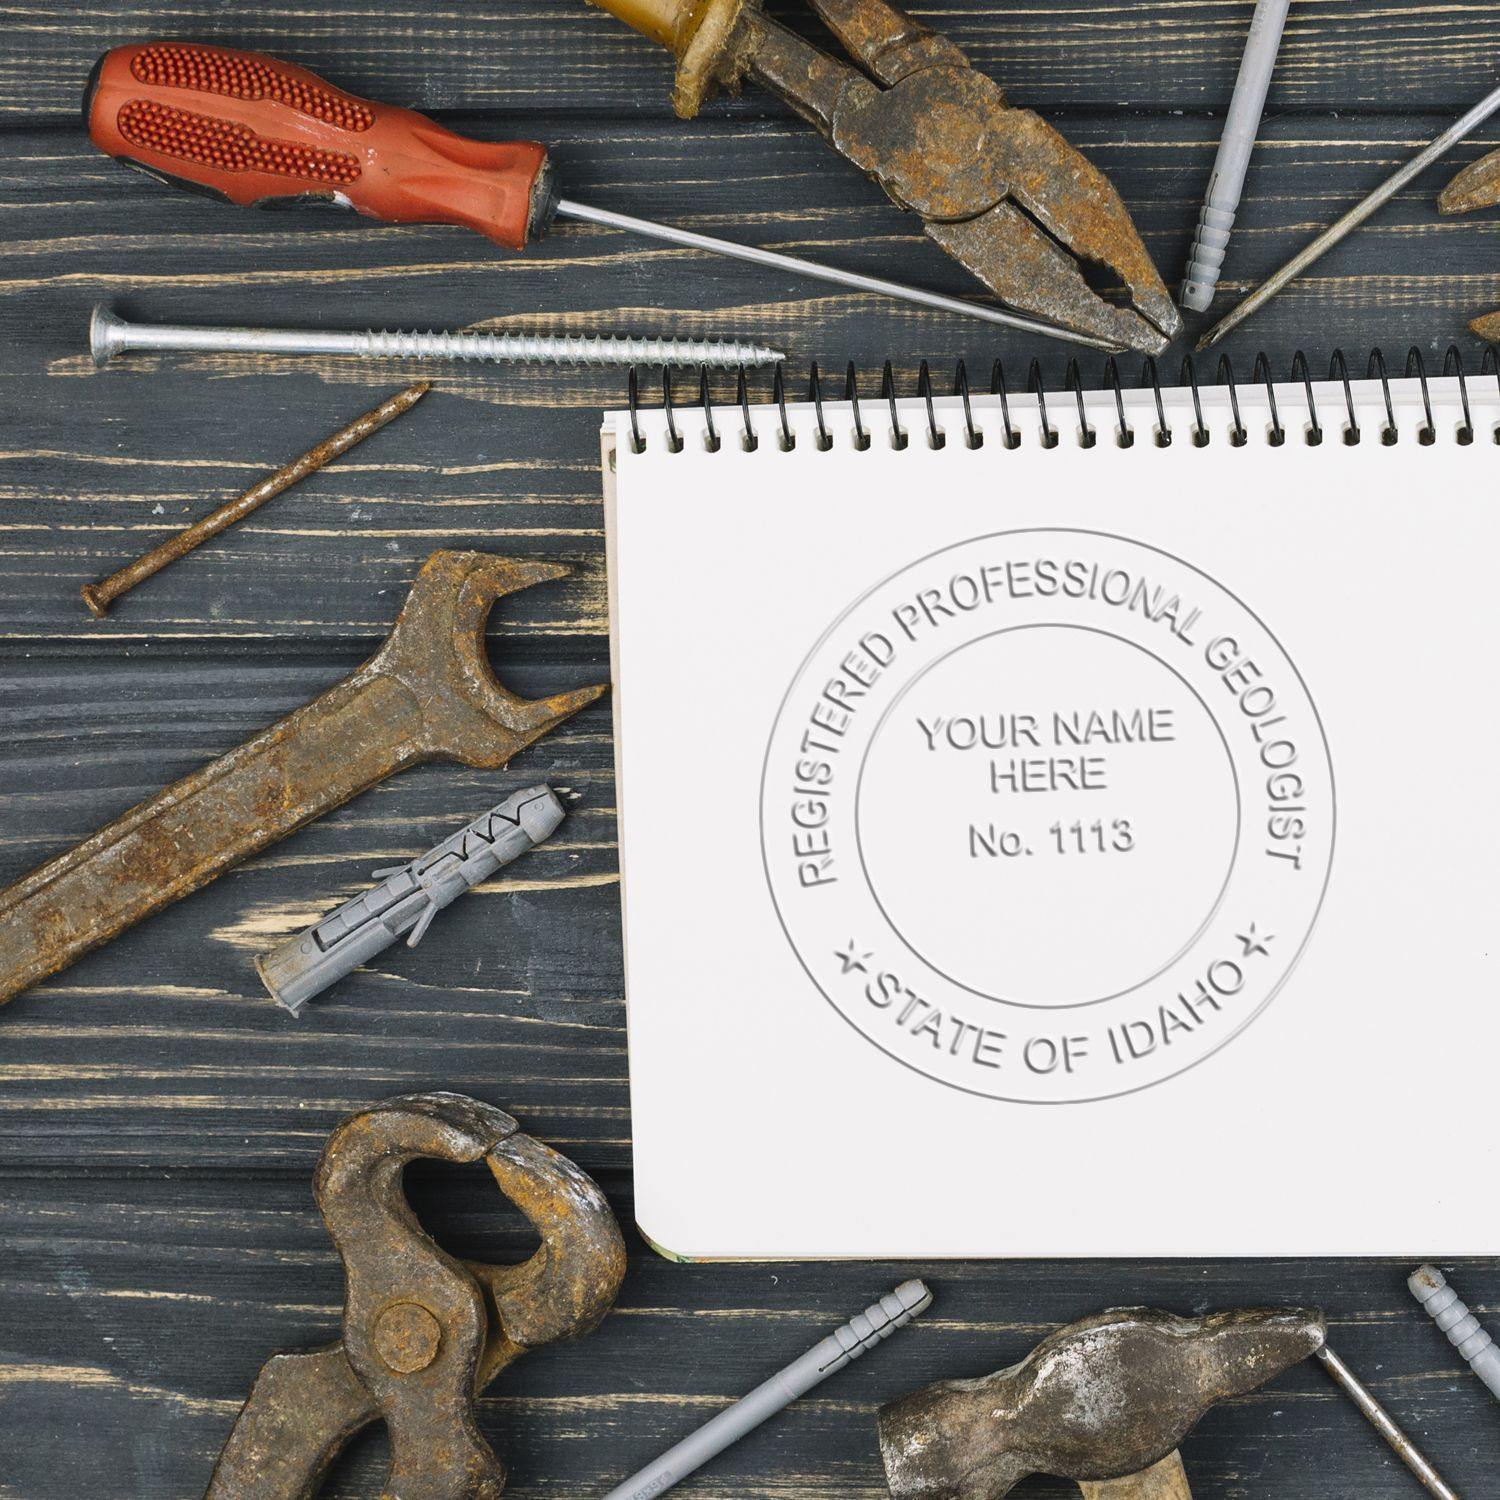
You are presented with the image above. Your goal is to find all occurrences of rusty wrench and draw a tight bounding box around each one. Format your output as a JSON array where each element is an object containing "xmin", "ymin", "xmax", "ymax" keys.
[
  {"xmin": 0, "ymin": 552, "xmax": 604, "ymax": 1006},
  {"xmin": 204, "ymin": 1092, "xmax": 627, "ymax": 1499}
]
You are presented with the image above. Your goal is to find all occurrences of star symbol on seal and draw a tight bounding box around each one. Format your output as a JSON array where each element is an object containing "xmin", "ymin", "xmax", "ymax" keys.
[
  {"xmin": 1237, "ymin": 924, "xmax": 1274, "ymax": 959},
  {"xmin": 835, "ymin": 941, "xmax": 872, "ymax": 976}
]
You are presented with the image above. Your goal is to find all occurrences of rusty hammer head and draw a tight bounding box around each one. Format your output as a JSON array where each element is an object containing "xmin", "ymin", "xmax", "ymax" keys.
[
  {"xmin": 879, "ymin": 1306, "xmax": 1326, "ymax": 1500},
  {"xmin": 372, "ymin": 550, "xmax": 608, "ymax": 770}
]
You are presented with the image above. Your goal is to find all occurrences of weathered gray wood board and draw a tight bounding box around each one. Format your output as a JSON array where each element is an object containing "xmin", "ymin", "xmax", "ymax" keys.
[
  {"xmin": 3, "ymin": 0, "xmax": 1500, "ymax": 118},
  {"xmin": 0, "ymin": 0, "xmax": 1496, "ymax": 1495}
]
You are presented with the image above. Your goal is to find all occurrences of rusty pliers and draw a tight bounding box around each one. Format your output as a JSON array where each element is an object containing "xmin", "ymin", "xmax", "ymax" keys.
[
  {"xmin": 204, "ymin": 1094, "xmax": 627, "ymax": 1500},
  {"xmin": 590, "ymin": 0, "xmax": 1181, "ymax": 353}
]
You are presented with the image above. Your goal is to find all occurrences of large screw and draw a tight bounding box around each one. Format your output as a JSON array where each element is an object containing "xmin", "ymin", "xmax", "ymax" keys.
[
  {"xmin": 90, "ymin": 304, "xmax": 783, "ymax": 370},
  {"xmin": 1410, "ymin": 1264, "xmax": 1500, "ymax": 1404}
]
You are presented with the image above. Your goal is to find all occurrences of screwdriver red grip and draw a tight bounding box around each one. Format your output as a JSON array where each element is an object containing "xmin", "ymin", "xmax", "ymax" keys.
[{"xmin": 86, "ymin": 42, "xmax": 556, "ymax": 251}]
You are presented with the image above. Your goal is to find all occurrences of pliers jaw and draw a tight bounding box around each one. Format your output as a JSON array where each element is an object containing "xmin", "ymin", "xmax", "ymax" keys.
[
  {"xmin": 1439, "ymin": 149, "xmax": 1500, "ymax": 216},
  {"xmin": 596, "ymin": 0, "xmax": 1181, "ymax": 352},
  {"xmin": 1439, "ymin": 148, "xmax": 1500, "ymax": 341},
  {"xmin": 919, "ymin": 114, "xmax": 1184, "ymax": 356}
]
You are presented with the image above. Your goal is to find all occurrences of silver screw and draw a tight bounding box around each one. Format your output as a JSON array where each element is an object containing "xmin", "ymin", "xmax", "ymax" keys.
[
  {"xmin": 1411, "ymin": 1264, "xmax": 1500, "ymax": 1404},
  {"xmin": 89, "ymin": 305, "xmax": 783, "ymax": 370}
]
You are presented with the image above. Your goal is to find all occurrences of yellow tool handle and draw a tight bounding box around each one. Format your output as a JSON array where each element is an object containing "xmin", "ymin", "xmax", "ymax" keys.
[
  {"xmin": 590, "ymin": 0, "xmax": 698, "ymax": 50},
  {"xmin": 588, "ymin": 0, "xmax": 753, "ymax": 113}
]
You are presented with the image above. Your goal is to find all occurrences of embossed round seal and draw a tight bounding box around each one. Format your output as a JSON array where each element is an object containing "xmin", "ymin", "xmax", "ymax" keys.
[{"xmin": 759, "ymin": 530, "xmax": 1335, "ymax": 1103}]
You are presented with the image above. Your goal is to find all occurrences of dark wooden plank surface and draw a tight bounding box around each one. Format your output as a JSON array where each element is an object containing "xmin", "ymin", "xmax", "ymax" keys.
[
  {"xmin": 5, "ymin": 0, "xmax": 1500, "ymax": 119},
  {"xmin": 1, "ymin": 1, "xmax": 1497, "ymax": 1496}
]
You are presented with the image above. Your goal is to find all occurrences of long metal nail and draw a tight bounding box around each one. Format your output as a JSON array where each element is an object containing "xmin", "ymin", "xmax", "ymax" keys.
[
  {"xmin": 1314, "ymin": 1345, "xmax": 1461, "ymax": 1500},
  {"xmin": 1197, "ymin": 79, "xmax": 1500, "ymax": 349},
  {"xmin": 89, "ymin": 305, "xmax": 784, "ymax": 370},
  {"xmin": 81, "ymin": 382, "xmax": 430, "ymax": 618},
  {"xmin": 556, "ymin": 199, "xmax": 1120, "ymax": 352}
]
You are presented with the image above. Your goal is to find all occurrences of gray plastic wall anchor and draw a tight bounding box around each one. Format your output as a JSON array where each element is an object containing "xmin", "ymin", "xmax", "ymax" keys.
[
  {"xmin": 1409, "ymin": 1264, "xmax": 1500, "ymax": 1403},
  {"xmin": 1182, "ymin": 204, "xmax": 1238, "ymax": 314},
  {"xmin": 600, "ymin": 1281, "xmax": 932, "ymax": 1500},
  {"xmin": 257, "ymin": 785, "xmax": 566, "ymax": 1016},
  {"xmin": 1180, "ymin": 0, "xmax": 1292, "ymax": 312}
]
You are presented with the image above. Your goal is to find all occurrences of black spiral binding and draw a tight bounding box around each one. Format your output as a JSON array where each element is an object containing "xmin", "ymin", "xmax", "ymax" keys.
[{"xmin": 627, "ymin": 347, "xmax": 1493, "ymax": 451}]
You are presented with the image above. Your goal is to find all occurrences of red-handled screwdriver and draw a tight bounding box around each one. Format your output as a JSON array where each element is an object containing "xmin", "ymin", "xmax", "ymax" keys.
[{"xmin": 85, "ymin": 42, "xmax": 1114, "ymax": 350}]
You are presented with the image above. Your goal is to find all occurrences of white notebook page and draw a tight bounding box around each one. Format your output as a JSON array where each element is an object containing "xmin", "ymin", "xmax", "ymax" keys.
[{"xmin": 604, "ymin": 372, "xmax": 1499, "ymax": 1259}]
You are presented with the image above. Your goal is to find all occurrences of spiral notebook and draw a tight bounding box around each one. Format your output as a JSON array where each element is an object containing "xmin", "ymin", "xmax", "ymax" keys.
[{"xmin": 602, "ymin": 357, "xmax": 1500, "ymax": 1260}]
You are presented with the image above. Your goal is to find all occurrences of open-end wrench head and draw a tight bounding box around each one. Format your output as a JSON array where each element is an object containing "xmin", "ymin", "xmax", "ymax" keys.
[{"xmin": 375, "ymin": 551, "xmax": 609, "ymax": 770}]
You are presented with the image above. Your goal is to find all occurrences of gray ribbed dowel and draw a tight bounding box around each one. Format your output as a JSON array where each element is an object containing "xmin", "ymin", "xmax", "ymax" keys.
[
  {"xmin": 1180, "ymin": 0, "xmax": 1291, "ymax": 312},
  {"xmin": 1410, "ymin": 1264, "xmax": 1500, "ymax": 1404},
  {"xmin": 601, "ymin": 1280, "xmax": 933, "ymax": 1500},
  {"xmin": 256, "ymin": 785, "xmax": 567, "ymax": 1016},
  {"xmin": 89, "ymin": 305, "xmax": 783, "ymax": 370}
]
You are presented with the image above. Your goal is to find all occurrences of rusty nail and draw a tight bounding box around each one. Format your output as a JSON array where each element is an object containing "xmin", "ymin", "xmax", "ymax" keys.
[{"xmin": 80, "ymin": 381, "xmax": 431, "ymax": 618}]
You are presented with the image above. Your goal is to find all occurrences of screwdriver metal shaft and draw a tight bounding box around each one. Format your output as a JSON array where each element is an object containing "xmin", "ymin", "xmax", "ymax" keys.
[{"xmin": 555, "ymin": 199, "xmax": 1119, "ymax": 351}]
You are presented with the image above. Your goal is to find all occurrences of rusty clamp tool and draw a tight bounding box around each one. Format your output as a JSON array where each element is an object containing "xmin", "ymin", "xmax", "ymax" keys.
[
  {"xmin": 588, "ymin": 0, "xmax": 1181, "ymax": 353},
  {"xmin": 0, "ymin": 552, "xmax": 604, "ymax": 1007},
  {"xmin": 205, "ymin": 1093, "xmax": 627, "ymax": 1499}
]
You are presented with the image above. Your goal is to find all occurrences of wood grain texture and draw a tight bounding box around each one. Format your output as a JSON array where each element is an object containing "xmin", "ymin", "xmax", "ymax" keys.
[
  {"xmin": 4, "ymin": 0, "xmax": 1500, "ymax": 120},
  {"xmin": 1, "ymin": 0, "xmax": 1498, "ymax": 1495},
  {"xmin": 3, "ymin": 1175, "xmax": 1498, "ymax": 1498},
  {"xmin": 3, "ymin": 114, "xmax": 1500, "ymax": 653}
]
